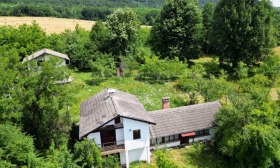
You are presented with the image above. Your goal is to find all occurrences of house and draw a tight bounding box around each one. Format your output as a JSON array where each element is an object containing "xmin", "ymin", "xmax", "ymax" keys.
[
  {"xmin": 79, "ymin": 89, "xmax": 155, "ymax": 168},
  {"xmin": 149, "ymin": 98, "xmax": 220, "ymax": 149},
  {"xmin": 79, "ymin": 88, "xmax": 221, "ymax": 167},
  {"xmin": 22, "ymin": 48, "xmax": 72, "ymax": 83}
]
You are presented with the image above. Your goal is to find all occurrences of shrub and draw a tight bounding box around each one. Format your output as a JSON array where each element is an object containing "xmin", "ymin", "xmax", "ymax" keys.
[
  {"xmin": 138, "ymin": 56, "xmax": 187, "ymax": 81},
  {"xmin": 0, "ymin": 124, "xmax": 41, "ymax": 167}
]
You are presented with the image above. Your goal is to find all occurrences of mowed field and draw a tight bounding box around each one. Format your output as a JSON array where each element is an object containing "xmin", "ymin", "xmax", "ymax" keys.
[
  {"xmin": 0, "ymin": 16, "xmax": 96, "ymax": 34},
  {"xmin": 0, "ymin": 16, "xmax": 151, "ymax": 34}
]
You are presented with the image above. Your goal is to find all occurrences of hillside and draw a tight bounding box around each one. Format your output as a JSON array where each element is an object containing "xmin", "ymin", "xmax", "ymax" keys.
[{"xmin": 0, "ymin": 0, "xmax": 217, "ymax": 8}]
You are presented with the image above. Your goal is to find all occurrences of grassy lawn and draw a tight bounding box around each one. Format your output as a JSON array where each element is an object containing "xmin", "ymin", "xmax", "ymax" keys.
[
  {"xmin": 68, "ymin": 71, "xmax": 187, "ymax": 122},
  {"xmin": 130, "ymin": 144, "xmax": 226, "ymax": 168}
]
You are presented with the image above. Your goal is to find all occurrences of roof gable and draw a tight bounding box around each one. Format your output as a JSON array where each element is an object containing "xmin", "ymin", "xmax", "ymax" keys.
[
  {"xmin": 22, "ymin": 48, "xmax": 69, "ymax": 62},
  {"xmin": 79, "ymin": 88, "xmax": 155, "ymax": 138}
]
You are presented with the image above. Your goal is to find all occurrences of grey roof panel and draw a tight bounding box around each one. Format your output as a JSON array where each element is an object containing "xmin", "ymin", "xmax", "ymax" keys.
[
  {"xmin": 149, "ymin": 101, "xmax": 221, "ymax": 138},
  {"xmin": 79, "ymin": 88, "xmax": 155, "ymax": 138},
  {"xmin": 22, "ymin": 48, "xmax": 69, "ymax": 62}
]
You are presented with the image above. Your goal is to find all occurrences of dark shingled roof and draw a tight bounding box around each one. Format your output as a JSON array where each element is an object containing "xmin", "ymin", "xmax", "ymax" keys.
[
  {"xmin": 149, "ymin": 101, "xmax": 221, "ymax": 139},
  {"xmin": 79, "ymin": 88, "xmax": 155, "ymax": 138}
]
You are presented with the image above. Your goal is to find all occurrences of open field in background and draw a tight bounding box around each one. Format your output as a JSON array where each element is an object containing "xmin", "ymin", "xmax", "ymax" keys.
[
  {"xmin": 0, "ymin": 17, "xmax": 96, "ymax": 34},
  {"xmin": 0, "ymin": 16, "xmax": 151, "ymax": 34}
]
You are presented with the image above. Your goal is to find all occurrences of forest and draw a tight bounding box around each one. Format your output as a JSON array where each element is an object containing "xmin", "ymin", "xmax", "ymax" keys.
[{"xmin": 1, "ymin": 0, "xmax": 280, "ymax": 167}]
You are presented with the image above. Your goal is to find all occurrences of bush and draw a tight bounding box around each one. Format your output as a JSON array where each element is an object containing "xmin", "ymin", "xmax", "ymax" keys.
[
  {"xmin": 155, "ymin": 150, "xmax": 178, "ymax": 168},
  {"xmin": 73, "ymin": 139, "xmax": 102, "ymax": 168},
  {"xmin": 138, "ymin": 56, "xmax": 187, "ymax": 81},
  {"xmin": 0, "ymin": 124, "xmax": 41, "ymax": 167},
  {"xmin": 102, "ymin": 155, "xmax": 120, "ymax": 168},
  {"xmin": 92, "ymin": 53, "xmax": 116, "ymax": 82}
]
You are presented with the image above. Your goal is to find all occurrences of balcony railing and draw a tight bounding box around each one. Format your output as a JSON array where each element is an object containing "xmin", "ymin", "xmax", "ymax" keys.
[{"xmin": 98, "ymin": 140, "xmax": 125, "ymax": 152}]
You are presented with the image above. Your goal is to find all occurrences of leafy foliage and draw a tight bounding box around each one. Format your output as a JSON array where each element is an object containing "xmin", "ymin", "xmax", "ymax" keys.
[
  {"xmin": 102, "ymin": 155, "xmax": 120, "ymax": 168},
  {"xmin": 212, "ymin": 0, "xmax": 274, "ymax": 68},
  {"xmin": 155, "ymin": 150, "xmax": 178, "ymax": 168},
  {"xmin": 73, "ymin": 139, "xmax": 102, "ymax": 168},
  {"xmin": 215, "ymin": 100, "xmax": 280, "ymax": 167},
  {"xmin": 150, "ymin": 0, "xmax": 203, "ymax": 60},
  {"xmin": 92, "ymin": 53, "xmax": 116, "ymax": 82},
  {"xmin": 21, "ymin": 58, "xmax": 72, "ymax": 151},
  {"xmin": 138, "ymin": 56, "xmax": 187, "ymax": 80},
  {"xmin": 44, "ymin": 142, "xmax": 78, "ymax": 168},
  {"xmin": 105, "ymin": 7, "xmax": 140, "ymax": 59},
  {"xmin": 0, "ymin": 124, "xmax": 41, "ymax": 167},
  {"xmin": 202, "ymin": 3, "xmax": 215, "ymax": 54}
]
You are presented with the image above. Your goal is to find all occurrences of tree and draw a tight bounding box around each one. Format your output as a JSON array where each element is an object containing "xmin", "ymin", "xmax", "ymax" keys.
[
  {"xmin": 0, "ymin": 124, "xmax": 42, "ymax": 167},
  {"xmin": 0, "ymin": 48, "xmax": 22, "ymax": 124},
  {"xmin": 60, "ymin": 26, "xmax": 93, "ymax": 71},
  {"xmin": 150, "ymin": 0, "xmax": 203, "ymax": 61},
  {"xmin": 73, "ymin": 139, "xmax": 102, "ymax": 168},
  {"xmin": 21, "ymin": 58, "xmax": 72, "ymax": 151},
  {"xmin": 44, "ymin": 142, "xmax": 78, "ymax": 168},
  {"xmin": 214, "ymin": 93, "xmax": 280, "ymax": 167},
  {"xmin": 89, "ymin": 21, "xmax": 111, "ymax": 53},
  {"xmin": 212, "ymin": 0, "xmax": 273, "ymax": 69},
  {"xmin": 202, "ymin": 3, "xmax": 215, "ymax": 54},
  {"xmin": 105, "ymin": 7, "xmax": 140, "ymax": 60}
]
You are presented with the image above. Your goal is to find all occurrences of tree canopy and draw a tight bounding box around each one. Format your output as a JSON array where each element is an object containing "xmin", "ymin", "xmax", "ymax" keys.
[
  {"xmin": 150, "ymin": 0, "xmax": 203, "ymax": 61},
  {"xmin": 212, "ymin": 0, "xmax": 273, "ymax": 68}
]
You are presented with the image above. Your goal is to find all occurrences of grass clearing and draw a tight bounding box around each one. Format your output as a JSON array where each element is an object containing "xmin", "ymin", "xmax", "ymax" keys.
[
  {"xmin": 68, "ymin": 71, "xmax": 187, "ymax": 121},
  {"xmin": 190, "ymin": 56, "xmax": 214, "ymax": 64},
  {"xmin": 130, "ymin": 144, "xmax": 226, "ymax": 168},
  {"xmin": 273, "ymin": 46, "xmax": 280, "ymax": 56},
  {"xmin": 271, "ymin": 88, "xmax": 279, "ymax": 101}
]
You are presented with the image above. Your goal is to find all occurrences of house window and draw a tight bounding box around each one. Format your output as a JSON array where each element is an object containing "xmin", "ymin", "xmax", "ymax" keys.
[
  {"xmin": 165, "ymin": 136, "xmax": 169, "ymax": 142},
  {"xmin": 204, "ymin": 129, "xmax": 210, "ymax": 135},
  {"xmin": 196, "ymin": 130, "xmax": 204, "ymax": 136},
  {"xmin": 115, "ymin": 116, "xmax": 121, "ymax": 124},
  {"xmin": 174, "ymin": 135, "xmax": 179, "ymax": 140},
  {"xmin": 133, "ymin": 129, "xmax": 141, "ymax": 140},
  {"xmin": 162, "ymin": 137, "xmax": 165, "ymax": 143}
]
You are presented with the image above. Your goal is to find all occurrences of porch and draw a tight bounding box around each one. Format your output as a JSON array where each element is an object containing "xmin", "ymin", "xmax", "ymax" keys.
[{"xmin": 100, "ymin": 140, "xmax": 125, "ymax": 155}]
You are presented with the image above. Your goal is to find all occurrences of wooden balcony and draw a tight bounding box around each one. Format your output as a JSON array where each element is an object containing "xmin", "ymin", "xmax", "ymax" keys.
[{"xmin": 100, "ymin": 140, "xmax": 125, "ymax": 155}]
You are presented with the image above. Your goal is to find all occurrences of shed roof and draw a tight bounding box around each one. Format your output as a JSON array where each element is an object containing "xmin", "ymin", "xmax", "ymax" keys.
[
  {"xmin": 79, "ymin": 88, "xmax": 155, "ymax": 138},
  {"xmin": 22, "ymin": 48, "xmax": 69, "ymax": 62},
  {"xmin": 149, "ymin": 101, "xmax": 221, "ymax": 139}
]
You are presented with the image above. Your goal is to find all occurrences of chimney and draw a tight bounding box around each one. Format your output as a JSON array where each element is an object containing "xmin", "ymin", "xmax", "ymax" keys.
[
  {"xmin": 108, "ymin": 89, "xmax": 115, "ymax": 97},
  {"xmin": 162, "ymin": 97, "xmax": 170, "ymax": 109},
  {"xmin": 116, "ymin": 67, "xmax": 121, "ymax": 77}
]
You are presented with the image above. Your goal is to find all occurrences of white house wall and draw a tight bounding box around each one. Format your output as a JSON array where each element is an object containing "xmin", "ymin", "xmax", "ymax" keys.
[
  {"xmin": 104, "ymin": 120, "xmax": 115, "ymax": 126},
  {"xmin": 120, "ymin": 151, "xmax": 126, "ymax": 165},
  {"xmin": 128, "ymin": 147, "xmax": 149, "ymax": 163},
  {"xmin": 36, "ymin": 54, "xmax": 66, "ymax": 66},
  {"xmin": 152, "ymin": 140, "xmax": 180, "ymax": 150},
  {"xmin": 189, "ymin": 128, "xmax": 214, "ymax": 143},
  {"xmin": 116, "ymin": 128, "xmax": 125, "ymax": 145},
  {"xmin": 87, "ymin": 132, "xmax": 101, "ymax": 147},
  {"xmin": 122, "ymin": 118, "xmax": 150, "ymax": 150}
]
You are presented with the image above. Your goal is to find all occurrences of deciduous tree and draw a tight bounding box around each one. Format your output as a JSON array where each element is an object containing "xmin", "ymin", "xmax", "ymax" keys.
[
  {"xmin": 150, "ymin": 0, "xmax": 203, "ymax": 61},
  {"xmin": 212, "ymin": 0, "xmax": 273, "ymax": 68},
  {"xmin": 105, "ymin": 7, "xmax": 140, "ymax": 59}
]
